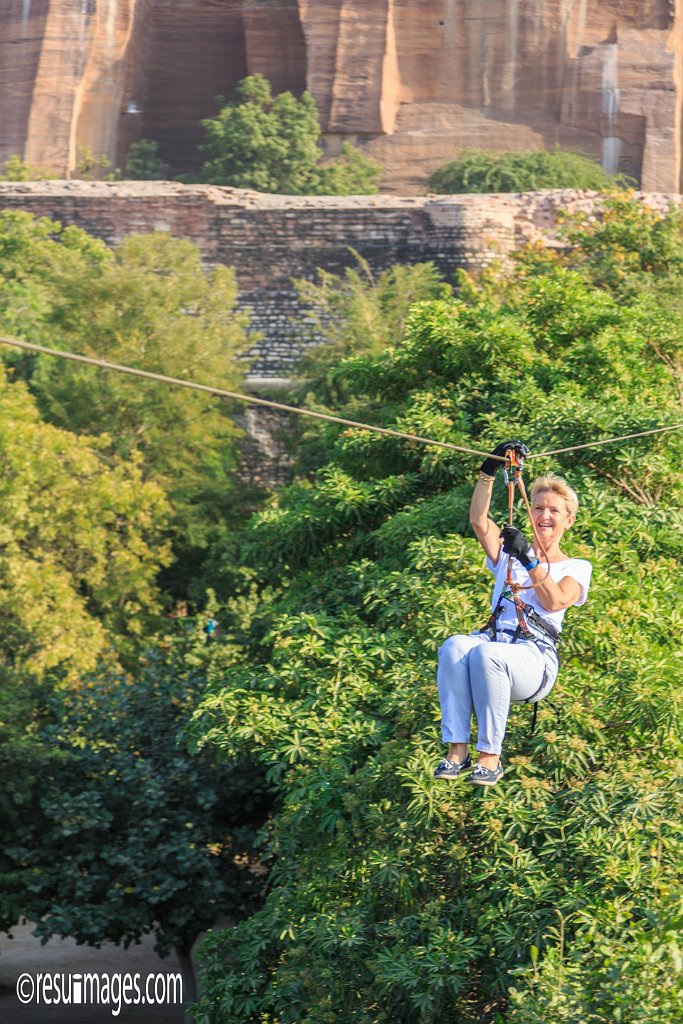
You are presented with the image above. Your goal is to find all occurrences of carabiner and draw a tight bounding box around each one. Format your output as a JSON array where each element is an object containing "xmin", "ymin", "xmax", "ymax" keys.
[{"xmin": 503, "ymin": 446, "xmax": 525, "ymax": 487}]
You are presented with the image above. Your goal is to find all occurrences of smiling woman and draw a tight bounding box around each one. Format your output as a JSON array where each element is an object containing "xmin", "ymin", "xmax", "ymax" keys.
[{"xmin": 434, "ymin": 442, "xmax": 593, "ymax": 786}]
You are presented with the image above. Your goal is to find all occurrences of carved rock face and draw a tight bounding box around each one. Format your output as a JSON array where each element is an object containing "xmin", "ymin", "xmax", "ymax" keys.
[{"xmin": 0, "ymin": 1, "xmax": 680, "ymax": 191}]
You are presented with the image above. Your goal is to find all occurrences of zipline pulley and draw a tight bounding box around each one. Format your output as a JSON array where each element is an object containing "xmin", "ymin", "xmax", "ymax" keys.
[{"xmin": 502, "ymin": 445, "xmax": 525, "ymax": 488}]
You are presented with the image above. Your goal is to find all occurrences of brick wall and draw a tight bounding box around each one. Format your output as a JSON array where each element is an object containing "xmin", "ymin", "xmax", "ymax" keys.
[
  {"xmin": 0, "ymin": 182, "xmax": 519, "ymax": 378},
  {"xmin": 0, "ymin": 182, "xmax": 679, "ymax": 380}
]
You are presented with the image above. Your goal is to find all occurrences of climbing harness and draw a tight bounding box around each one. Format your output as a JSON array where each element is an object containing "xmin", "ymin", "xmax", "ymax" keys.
[{"xmin": 479, "ymin": 446, "xmax": 562, "ymax": 734}]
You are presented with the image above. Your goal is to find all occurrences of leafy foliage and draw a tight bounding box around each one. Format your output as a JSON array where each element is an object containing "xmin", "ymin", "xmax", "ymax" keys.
[
  {"xmin": 315, "ymin": 142, "xmax": 383, "ymax": 197},
  {"xmin": 289, "ymin": 257, "xmax": 451, "ymax": 474},
  {"xmin": 31, "ymin": 231, "xmax": 248, "ymax": 534},
  {"xmin": 294, "ymin": 257, "xmax": 451, "ymax": 382},
  {"xmin": 0, "ymin": 212, "xmax": 253, "ymax": 583},
  {"xmin": 0, "ymin": 365, "xmax": 169, "ymax": 677},
  {"xmin": 428, "ymin": 148, "xmax": 625, "ymax": 194},
  {"xmin": 200, "ymin": 75, "xmax": 380, "ymax": 195},
  {"xmin": 0, "ymin": 668, "xmax": 63, "ymax": 934},
  {"xmin": 0, "ymin": 154, "xmax": 57, "ymax": 181},
  {"xmin": 73, "ymin": 144, "xmax": 120, "ymax": 181},
  {"xmin": 191, "ymin": 196, "xmax": 683, "ymax": 1023},
  {"xmin": 559, "ymin": 192, "xmax": 683, "ymax": 297},
  {"xmin": 124, "ymin": 138, "xmax": 169, "ymax": 180},
  {"xmin": 4, "ymin": 624, "xmax": 272, "ymax": 974}
]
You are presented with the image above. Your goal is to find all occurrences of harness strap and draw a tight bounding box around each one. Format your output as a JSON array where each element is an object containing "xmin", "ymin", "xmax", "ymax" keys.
[
  {"xmin": 531, "ymin": 701, "xmax": 538, "ymax": 736},
  {"xmin": 482, "ymin": 592, "xmax": 560, "ymax": 650},
  {"xmin": 484, "ymin": 447, "xmax": 564, "ymax": 739},
  {"xmin": 530, "ymin": 698, "xmax": 561, "ymax": 736}
]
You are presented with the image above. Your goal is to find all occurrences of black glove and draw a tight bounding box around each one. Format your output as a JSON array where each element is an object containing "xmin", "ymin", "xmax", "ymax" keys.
[
  {"xmin": 480, "ymin": 439, "xmax": 530, "ymax": 478},
  {"xmin": 500, "ymin": 524, "xmax": 536, "ymax": 568}
]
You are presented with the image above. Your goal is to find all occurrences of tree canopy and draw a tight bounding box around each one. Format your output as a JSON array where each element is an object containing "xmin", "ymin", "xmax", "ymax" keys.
[
  {"xmin": 288, "ymin": 257, "xmax": 451, "ymax": 473},
  {"xmin": 3, "ymin": 624, "xmax": 271, "ymax": 1002},
  {"xmin": 0, "ymin": 154, "xmax": 57, "ymax": 181},
  {"xmin": 124, "ymin": 139, "xmax": 170, "ymax": 180},
  {"xmin": 190, "ymin": 195, "xmax": 683, "ymax": 1023},
  {"xmin": 428, "ymin": 148, "xmax": 626, "ymax": 194},
  {"xmin": 0, "ymin": 212, "xmax": 253, "ymax": 591},
  {"xmin": 0, "ymin": 365, "xmax": 169, "ymax": 678},
  {"xmin": 200, "ymin": 74, "xmax": 381, "ymax": 195}
]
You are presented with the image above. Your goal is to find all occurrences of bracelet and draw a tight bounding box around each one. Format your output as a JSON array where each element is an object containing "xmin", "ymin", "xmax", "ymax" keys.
[{"xmin": 525, "ymin": 557, "xmax": 540, "ymax": 571}]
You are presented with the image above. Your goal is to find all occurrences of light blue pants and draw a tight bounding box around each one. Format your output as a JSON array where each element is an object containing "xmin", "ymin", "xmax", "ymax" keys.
[{"xmin": 437, "ymin": 633, "xmax": 558, "ymax": 755}]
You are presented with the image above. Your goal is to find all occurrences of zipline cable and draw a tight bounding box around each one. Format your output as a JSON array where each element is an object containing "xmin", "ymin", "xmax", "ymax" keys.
[
  {"xmin": 0, "ymin": 335, "xmax": 681, "ymax": 462},
  {"xmin": 0, "ymin": 336, "xmax": 501, "ymax": 461},
  {"xmin": 527, "ymin": 425, "xmax": 683, "ymax": 459}
]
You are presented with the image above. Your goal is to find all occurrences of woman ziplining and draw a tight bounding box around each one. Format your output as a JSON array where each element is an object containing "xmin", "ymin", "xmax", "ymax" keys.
[
  {"xmin": 0, "ymin": 335, "xmax": 676, "ymax": 793},
  {"xmin": 0, "ymin": 338, "xmax": 674, "ymax": 782},
  {"xmin": 434, "ymin": 440, "xmax": 593, "ymax": 787}
]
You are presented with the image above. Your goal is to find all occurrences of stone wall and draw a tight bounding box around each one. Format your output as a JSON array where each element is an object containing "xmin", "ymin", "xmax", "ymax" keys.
[
  {"xmin": 0, "ymin": 181, "xmax": 679, "ymax": 381},
  {"xmin": 0, "ymin": 180, "xmax": 513, "ymax": 378}
]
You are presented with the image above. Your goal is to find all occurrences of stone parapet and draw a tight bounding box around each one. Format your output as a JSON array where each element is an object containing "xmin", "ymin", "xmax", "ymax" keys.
[{"xmin": 0, "ymin": 182, "xmax": 680, "ymax": 377}]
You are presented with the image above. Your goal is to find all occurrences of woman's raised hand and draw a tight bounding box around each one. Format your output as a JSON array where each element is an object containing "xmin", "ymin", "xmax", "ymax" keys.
[{"xmin": 479, "ymin": 439, "xmax": 530, "ymax": 478}]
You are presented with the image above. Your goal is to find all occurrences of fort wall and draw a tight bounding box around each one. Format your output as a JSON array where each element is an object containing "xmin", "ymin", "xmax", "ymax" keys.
[{"xmin": 5, "ymin": 181, "xmax": 676, "ymax": 380}]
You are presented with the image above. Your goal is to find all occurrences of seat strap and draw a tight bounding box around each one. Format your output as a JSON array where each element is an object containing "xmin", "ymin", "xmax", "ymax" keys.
[{"xmin": 530, "ymin": 696, "xmax": 561, "ymax": 736}]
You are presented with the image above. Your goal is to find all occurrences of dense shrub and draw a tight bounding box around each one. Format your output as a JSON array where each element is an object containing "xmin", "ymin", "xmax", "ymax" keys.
[
  {"xmin": 124, "ymin": 139, "xmax": 169, "ymax": 180},
  {"xmin": 428, "ymin": 148, "xmax": 624, "ymax": 194},
  {"xmin": 200, "ymin": 74, "xmax": 381, "ymax": 195},
  {"xmin": 0, "ymin": 154, "xmax": 57, "ymax": 181},
  {"xmin": 2, "ymin": 623, "xmax": 272, "ymax": 1002}
]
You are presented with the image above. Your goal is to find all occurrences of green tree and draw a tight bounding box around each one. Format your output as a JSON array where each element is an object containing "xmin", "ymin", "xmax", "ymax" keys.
[
  {"xmin": 294, "ymin": 257, "xmax": 451, "ymax": 376},
  {"xmin": 315, "ymin": 142, "xmax": 383, "ymax": 197},
  {"xmin": 0, "ymin": 668, "xmax": 62, "ymax": 936},
  {"xmin": 0, "ymin": 211, "xmax": 108, "ymax": 342},
  {"xmin": 428, "ymin": 147, "xmax": 625, "ymax": 194},
  {"xmin": 0, "ymin": 365, "xmax": 169, "ymax": 678},
  {"xmin": 5, "ymin": 626, "xmax": 271, "ymax": 1012},
  {"xmin": 190, "ymin": 197, "xmax": 682, "ymax": 1023},
  {"xmin": 124, "ymin": 139, "xmax": 169, "ymax": 180},
  {"xmin": 73, "ymin": 144, "xmax": 121, "ymax": 181},
  {"xmin": 560, "ymin": 191, "xmax": 683, "ymax": 297},
  {"xmin": 290, "ymin": 256, "xmax": 451, "ymax": 474},
  {"xmin": 32, "ymin": 231, "xmax": 248, "ymax": 524},
  {"xmin": 0, "ymin": 213, "xmax": 253, "ymax": 586},
  {"xmin": 200, "ymin": 74, "xmax": 380, "ymax": 195}
]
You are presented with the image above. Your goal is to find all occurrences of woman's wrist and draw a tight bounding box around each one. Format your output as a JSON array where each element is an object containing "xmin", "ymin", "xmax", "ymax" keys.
[{"xmin": 522, "ymin": 547, "xmax": 540, "ymax": 570}]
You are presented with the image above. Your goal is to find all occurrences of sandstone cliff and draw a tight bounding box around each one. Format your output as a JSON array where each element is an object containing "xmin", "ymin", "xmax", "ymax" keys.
[{"xmin": 1, "ymin": 1, "xmax": 682, "ymax": 191}]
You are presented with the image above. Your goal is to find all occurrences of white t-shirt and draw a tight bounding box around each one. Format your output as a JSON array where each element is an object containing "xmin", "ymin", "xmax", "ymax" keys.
[{"xmin": 484, "ymin": 548, "xmax": 592, "ymax": 638}]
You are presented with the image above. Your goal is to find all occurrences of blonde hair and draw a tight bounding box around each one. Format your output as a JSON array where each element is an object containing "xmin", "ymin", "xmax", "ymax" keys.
[{"xmin": 530, "ymin": 473, "xmax": 579, "ymax": 518}]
